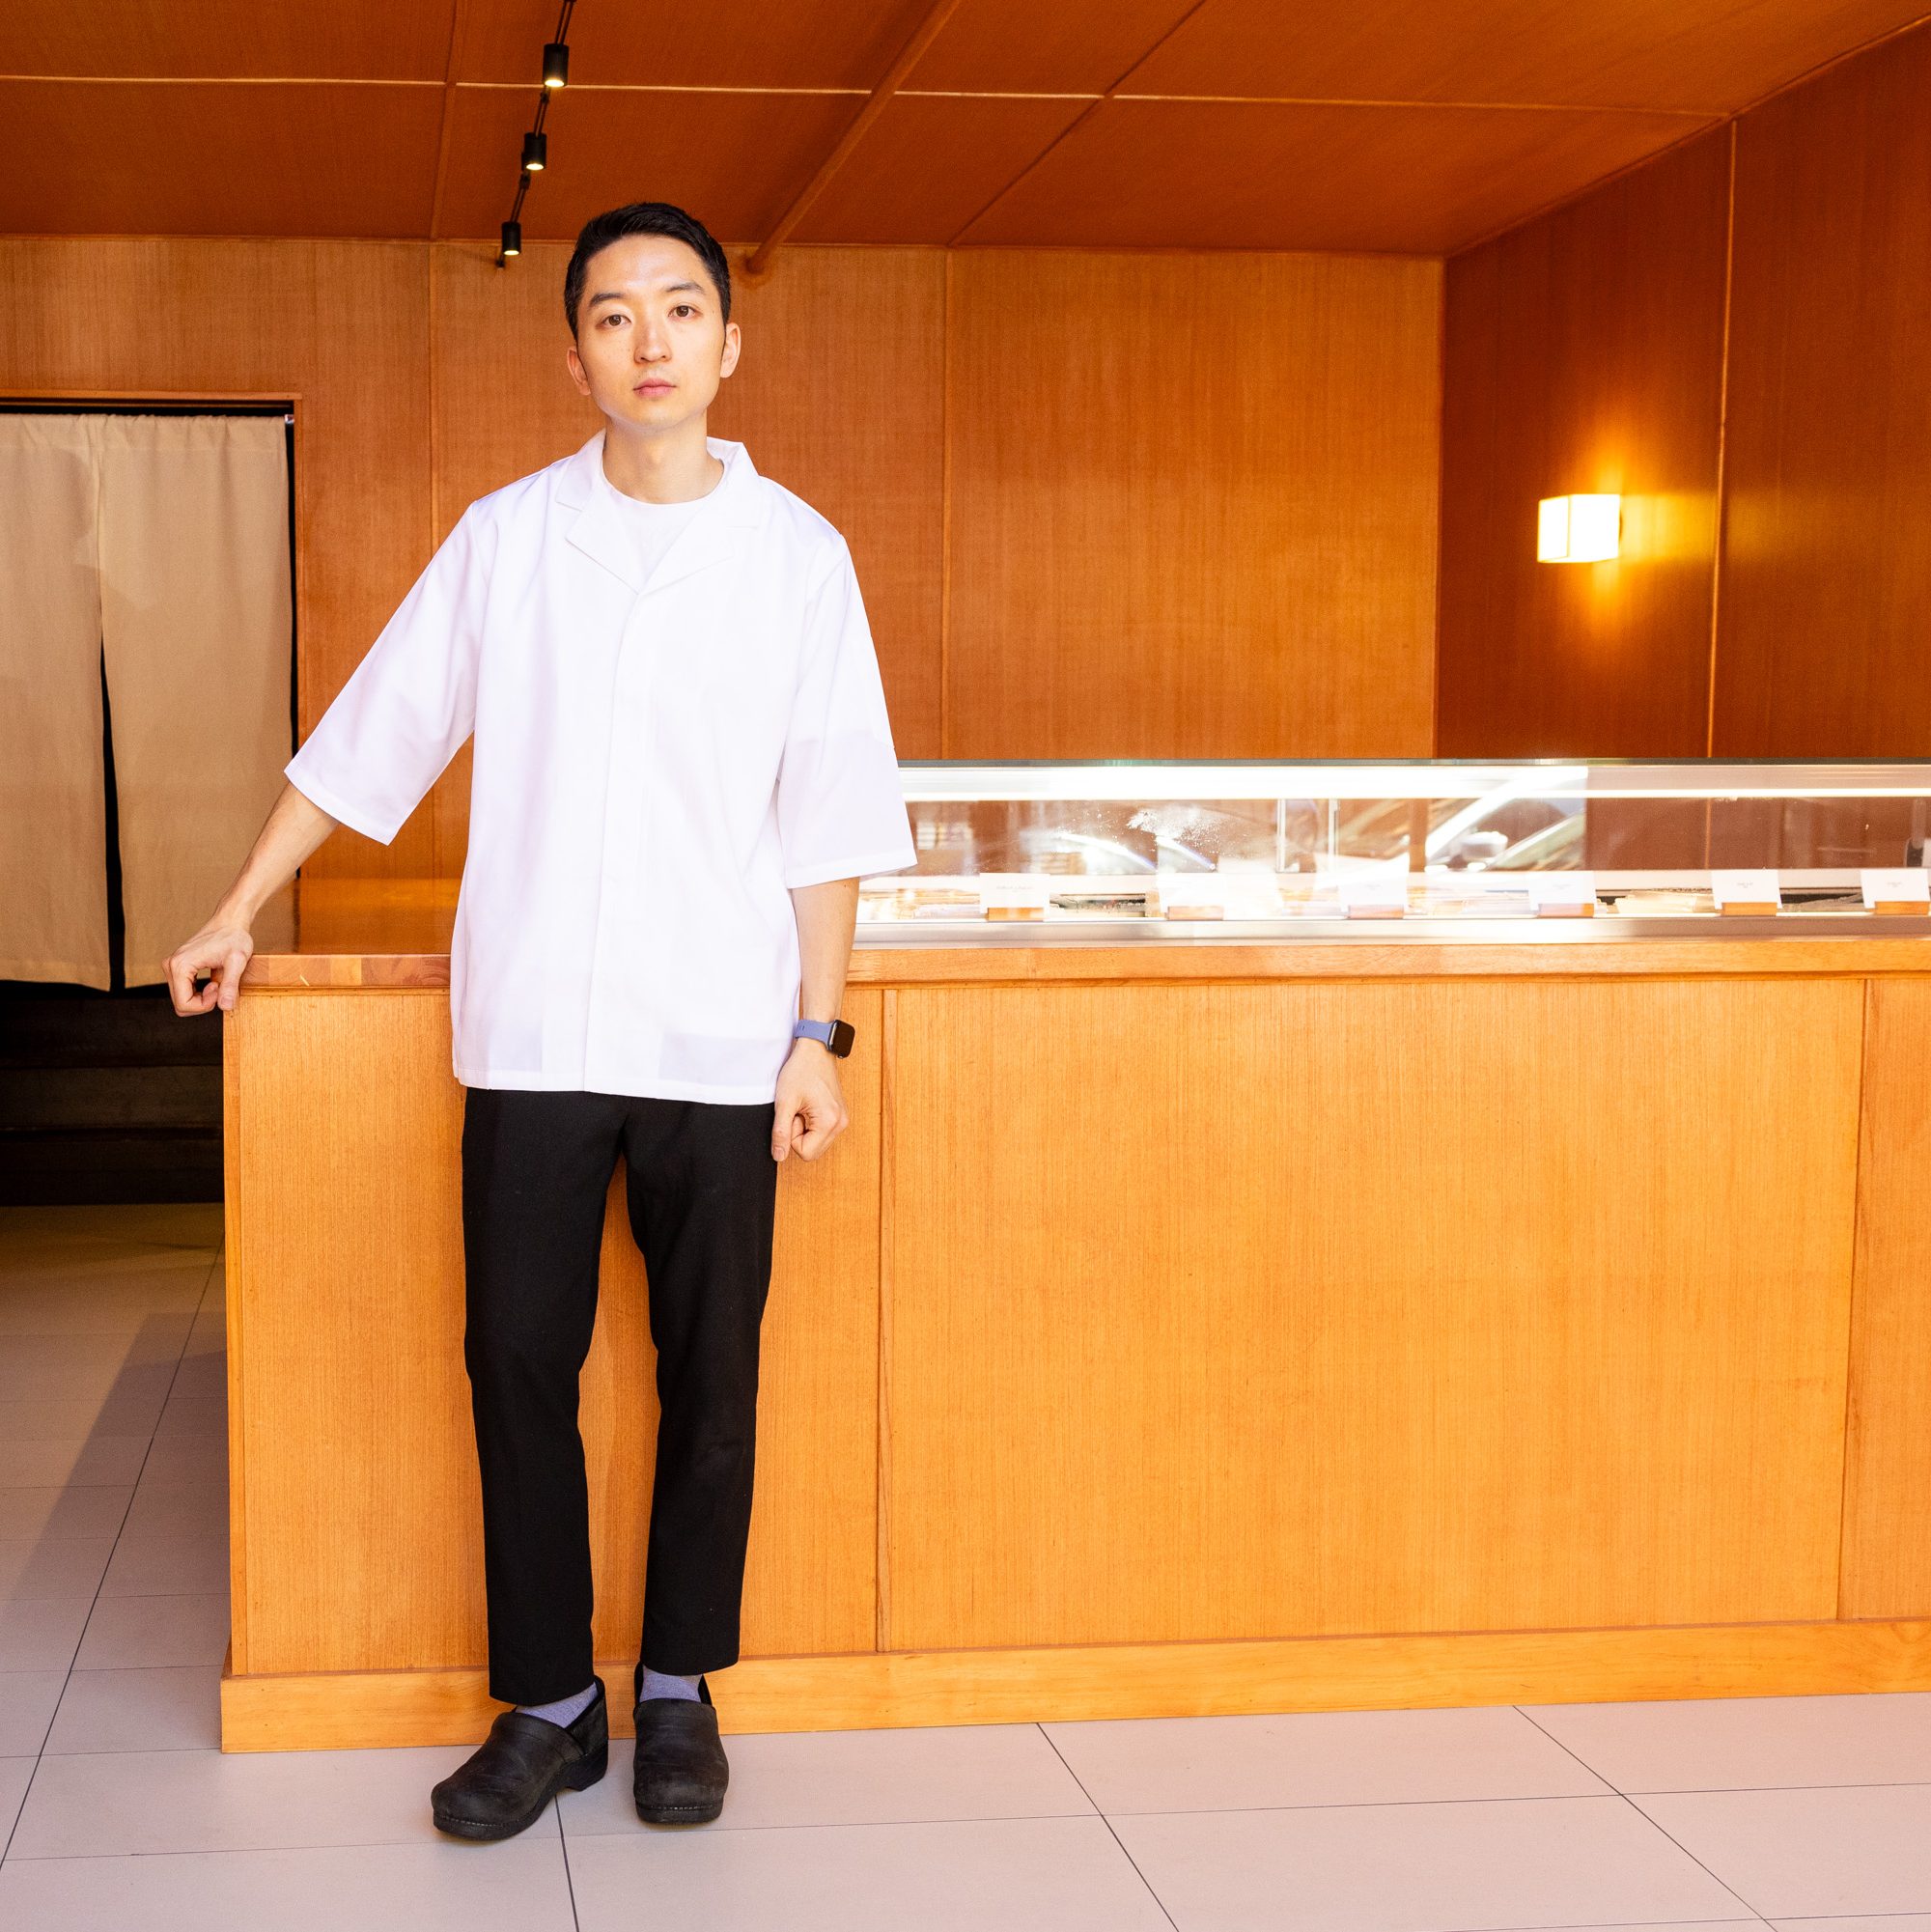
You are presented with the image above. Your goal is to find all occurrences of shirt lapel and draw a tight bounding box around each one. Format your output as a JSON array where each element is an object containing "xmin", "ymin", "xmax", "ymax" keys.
[{"xmin": 557, "ymin": 429, "xmax": 762, "ymax": 598}]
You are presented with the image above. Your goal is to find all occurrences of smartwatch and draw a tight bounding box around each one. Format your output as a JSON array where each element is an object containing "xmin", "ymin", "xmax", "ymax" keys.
[{"xmin": 793, "ymin": 1016, "xmax": 854, "ymax": 1057}]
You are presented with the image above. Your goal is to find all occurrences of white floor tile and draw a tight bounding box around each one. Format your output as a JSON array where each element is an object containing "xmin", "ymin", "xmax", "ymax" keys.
[
  {"xmin": 153, "ymin": 1395, "xmax": 226, "ymax": 1440},
  {"xmin": 0, "ymin": 1668, "xmax": 65, "ymax": 1754},
  {"xmin": 0, "ymin": 1535, "xmax": 115, "ymax": 1602},
  {"xmin": 0, "ymin": 1753, "xmax": 33, "ymax": 1841},
  {"xmin": 0, "ymin": 1597, "xmax": 90, "ymax": 1671},
  {"xmin": 46, "ymin": 1665, "xmax": 224, "ymax": 1752},
  {"xmin": 1046, "ymin": 1703, "xmax": 1611, "ymax": 1815},
  {"xmin": 1769, "ymin": 1921, "xmax": 1931, "ymax": 1932},
  {"xmin": 1525, "ymin": 1691, "xmax": 1931, "ymax": 1792},
  {"xmin": 562, "ymin": 1721, "xmax": 1093, "ymax": 1835},
  {"xmin": 122, "ymin": 1481, "xmax": 229, "ymax": 1539},
  {"xmin": 75, "ymin": 1590, "xmax": 229, "ymax": 1668},
  {"xmin": 0, "ymin": 1485, "xmax": 132, "ymax": 1540},
  {"xmin": 167, "ymin": 1352, "xmax": 228, "ymax": 1399},
  {"xmin": 0, "ymin": 1391, "xmax": 169, "ymax": 1441},
  {"xmin": 0, "ymin": 1325, "xmax": 193, "ymax": 1374},
  {"xmin": 1114, "ymin": 1793, "xmax": 1752, "ymax": 1932},
  {"xmin": 0, "ymin": 1834, "xmax": 577, "ymax": 1931},
  {"xmin": 98, "ymin": 1530, "xmax": 228, "ymax": 1596},
  {"xmin": 0, "ymin": 1357, "xmax": 178, "ymax": 1410},
  {"xmin": 0, "ymin": 1203, "xmax": 222, "ymax": 1253},
  {"xmin": 567, "ymin": 1813, "xmax": 1171, "ymax": 1932},
  {"xmin": 135, "ymin": 1434, "xmax": 228, "ymax": 1486},
  {"xmin": 1638, "ymin": 1782, "xmax": 1931, "ymax": 1918},
  {"xmin": 9, "ymin": 1742, "xmax": 536, "ymax": 1856},
  {"xmin": 0, "ymin": 1435, "xmax": 151, "ymax": 1488},
  {"xmin": 0, "ymin": 1270, "xmax": 212, "ymax": 1334}
]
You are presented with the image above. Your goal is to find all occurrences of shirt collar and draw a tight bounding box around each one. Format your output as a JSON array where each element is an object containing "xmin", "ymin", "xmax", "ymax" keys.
[{"xmin": 558, "ymin": 428, "xmax": 763, "ymax": 593}]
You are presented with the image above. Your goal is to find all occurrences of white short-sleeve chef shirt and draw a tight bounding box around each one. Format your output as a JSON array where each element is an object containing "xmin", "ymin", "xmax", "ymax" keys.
[{"xmin": 285, "ymin": 431, "xmax": 918, "ymax": 1102}]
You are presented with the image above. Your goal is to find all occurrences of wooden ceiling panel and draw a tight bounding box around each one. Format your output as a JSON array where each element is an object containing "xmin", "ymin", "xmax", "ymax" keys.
[
  {"xmin": 959, "ymin": 98, "xmax": 1718, "ymax": 254},
  {"xmin": 0, "ymin": 2, "xmax": 455, "ymax": 81},
  {"xmin": 791, "ymin": 95, "xmax": 1089, "ymax": 243},
  {"xmin": 457, "ymin": 0, "xmax": 925, "ymax": 90},
  {"xmin": 0, "ymin": 80, "xmax": 442, "ymax": 237},
  {"xmin": 435, "ymin": 86, "xmax": 858, "ymax": 241},
  {"xmin": 904, "ymin": 0, "xmax": 1194, "ymax": 94},
  {"xmin": 1123, "ymin": 0, "xmax": 1931, "ymax": 115}
]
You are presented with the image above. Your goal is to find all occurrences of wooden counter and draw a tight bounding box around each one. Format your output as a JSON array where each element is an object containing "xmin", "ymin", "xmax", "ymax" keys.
[{"xmin": 219, "ymin": 896, "xmax": 1931, "ymax": 1749}]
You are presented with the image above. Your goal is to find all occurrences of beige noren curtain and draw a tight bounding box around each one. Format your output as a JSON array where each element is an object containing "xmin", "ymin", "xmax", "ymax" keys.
[{"xmin": 0, "ymin": 412, "xmax": 294, "ymax": 988}]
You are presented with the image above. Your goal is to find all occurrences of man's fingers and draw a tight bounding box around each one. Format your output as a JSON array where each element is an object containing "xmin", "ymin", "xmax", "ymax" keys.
[{"xmin": 217, "ymin": 948, "xmax": 250, "ymax": 1012}]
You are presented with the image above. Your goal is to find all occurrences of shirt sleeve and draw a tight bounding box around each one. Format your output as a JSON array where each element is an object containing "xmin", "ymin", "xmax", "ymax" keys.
[
  {"xmin": 284, "ymin": 503, "xmax": 490, "ymax": 846},
  {"xmin": 775, "ymin": 539, "xmax": 918, "ymax": 889}
]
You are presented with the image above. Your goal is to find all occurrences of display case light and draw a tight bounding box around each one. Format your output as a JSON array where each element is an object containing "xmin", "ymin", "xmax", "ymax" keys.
[
  {"xmin": 521, "ymin": 130, "xmax": 547, "ymax": 173},
  {"xmin": 543, "ymin": 42, "xmax": 570, "ymax": 87},
  {"xmin": 1537, "ymin": 494, "xmax": 1621, "ymax": 562}
]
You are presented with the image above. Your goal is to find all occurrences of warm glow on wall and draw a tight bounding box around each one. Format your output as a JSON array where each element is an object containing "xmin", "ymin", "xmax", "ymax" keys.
[{"xmin": 1537, "ymin": 494, "xmax": 1621, "ymax": 562}]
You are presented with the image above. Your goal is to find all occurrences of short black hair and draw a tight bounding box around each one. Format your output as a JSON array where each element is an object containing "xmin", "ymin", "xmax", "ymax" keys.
[{"xmin": 563, "ymin": 202, "xmax": 732, "ymax": 338}]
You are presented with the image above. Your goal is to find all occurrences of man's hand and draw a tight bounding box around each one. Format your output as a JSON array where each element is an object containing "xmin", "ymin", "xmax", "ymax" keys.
[
  {"xmin": 165, "ymin": 923, "xmax": 255, "ymax": 1017},
  {"xmin": 771, "ymin": 1040, "xmax": 848, "ymax": 1162}
]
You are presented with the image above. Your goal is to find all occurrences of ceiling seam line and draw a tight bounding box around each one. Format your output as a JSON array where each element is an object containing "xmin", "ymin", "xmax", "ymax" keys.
[
  {"xmin": 744, "ymin": 0, "xmax": 969, "ymax": 277},
  {"xmin": 427, "ymin": 0, "xmax": 469, "ymax": 243},
  {"xmin": 941, "ymin": 0, "xmax": 1216, "ymax": 245}
]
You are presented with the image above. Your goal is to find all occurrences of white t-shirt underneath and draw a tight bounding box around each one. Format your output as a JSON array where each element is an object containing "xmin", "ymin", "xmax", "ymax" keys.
[{"xmin": 610, "ymin": 486, "xmax": 705, "ymax": 585}]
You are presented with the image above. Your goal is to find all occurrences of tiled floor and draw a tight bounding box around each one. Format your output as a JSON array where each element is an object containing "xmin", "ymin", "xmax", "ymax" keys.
[{"xmin": 5, "ymin": 1207, "xmax": 1931, "ymax": 1929}]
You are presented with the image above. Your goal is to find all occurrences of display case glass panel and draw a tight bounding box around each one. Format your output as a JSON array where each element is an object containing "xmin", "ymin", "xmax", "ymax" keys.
[{"xmin": 855, "ymin": 761, "xmax": 1931, "ymax": 942}]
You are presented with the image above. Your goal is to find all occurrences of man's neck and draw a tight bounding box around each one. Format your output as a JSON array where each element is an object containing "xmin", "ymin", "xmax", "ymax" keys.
[{"xmin": 601, "ymin": 416, "xmax": 724, "ymax": 505}]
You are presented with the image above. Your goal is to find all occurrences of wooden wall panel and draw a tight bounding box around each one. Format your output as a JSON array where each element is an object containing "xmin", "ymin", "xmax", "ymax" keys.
[
  {"xmin": 227, "ymin": 987, "xmax": 882, "ymax": 1675},
  {"xmin": 885, "ymin": 976, "xmax": 1863, "ymax": 1652},
  {"xmin": 944, "ymin": 249, "xmax": 1441, "ymax": 759},
  {"xmin": 1712, "ymin": 21, "xmax": 1931, "ymax": 757},
  {"xmin": 1436, "ymin": 130, "xmax": 1730, "ymax": 756},
  {"xmin": 1841, "ymin": 979, "xmax": 1931, "ymax": 1618},
  {"xmin": 0, "ymin": 237, "xmax": 437, "ymax": 881}
]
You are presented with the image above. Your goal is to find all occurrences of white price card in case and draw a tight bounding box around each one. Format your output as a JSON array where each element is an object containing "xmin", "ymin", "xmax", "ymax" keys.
[
  {"xmin": 1528, "ymin": 871, "xmax": 1596, "ymax": 914},
  {"xmin": 1861, "ymin": 868, "xmax": 1931, "ymax": 911},
  {"xmin": 1335, "ymin": 869, "xmax": 1409, "ymax": 917},
  {"xmin": 1711, "ymin": 869, "xmax": 1781, "ymax": 912}
]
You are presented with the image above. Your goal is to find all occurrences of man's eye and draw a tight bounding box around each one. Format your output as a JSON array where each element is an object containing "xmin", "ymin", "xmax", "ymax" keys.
[{"xmin": 672, "ymin": 305, "xmax": 694, "ymax": 318}]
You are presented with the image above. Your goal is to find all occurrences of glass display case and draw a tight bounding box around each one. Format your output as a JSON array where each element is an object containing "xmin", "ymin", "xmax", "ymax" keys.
[{"xmin": 854, "ymin": 760, "xmax": 1931, "ymax": 944}]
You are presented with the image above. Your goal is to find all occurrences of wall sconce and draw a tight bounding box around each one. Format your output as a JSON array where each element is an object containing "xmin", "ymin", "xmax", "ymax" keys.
[{"xmin": 1537, "ymin": 494, "xmax": 1621, "ymax": 563}]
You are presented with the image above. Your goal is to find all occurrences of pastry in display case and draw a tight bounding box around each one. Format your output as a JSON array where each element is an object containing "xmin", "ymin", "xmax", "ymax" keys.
[{"xmin": 854, "ymin": 761, "xmax": 1931, "ymax": 941}]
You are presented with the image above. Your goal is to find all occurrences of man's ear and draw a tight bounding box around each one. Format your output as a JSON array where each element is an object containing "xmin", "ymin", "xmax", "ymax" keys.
[
  {"xmin": 564, "ymin": 341, "xmax": 591, "ymax": 396},
  {"xmin": 718, "ymin": 322, "xmax": 742, "ymax": 381}
]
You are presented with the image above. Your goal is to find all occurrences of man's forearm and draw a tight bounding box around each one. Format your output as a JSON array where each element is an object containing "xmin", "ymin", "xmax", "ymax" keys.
[
  {"xmin": 788, "ymin": 876, "xmax": 859, "ymax": 1023},
  {"xmin": 213, "ymin": 781, "xmax": 339, "ymax": 927}
]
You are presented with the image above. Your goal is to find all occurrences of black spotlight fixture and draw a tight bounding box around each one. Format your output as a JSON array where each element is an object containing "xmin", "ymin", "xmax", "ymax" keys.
[{"xmin": 495, "ymin": 0, "xmax": 575, "ymax": 267}]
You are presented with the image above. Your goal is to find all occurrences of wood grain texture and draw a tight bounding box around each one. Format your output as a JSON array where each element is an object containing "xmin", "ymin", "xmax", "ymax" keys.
[
  {"xmin": 1122, "ymin": 0, "xmax": 1931, "ymax": 114},
  {"xmin": 1842, "ymin": 977, "xmax": 1931, "ymax": 1617},
  {"xmin": 433, "ymin": 86, "xmax": 857, "ymax": 242},
  {"xmin": 0, "ymin": 81, "xmax": 444, "ymax": 238},
  {"xmin": 1436, "ymin": 130, "xmax": 1732, "ymax": 757},
  {"xmin": 222, "ymin": 1613, "xmax": 1931, "ymax": 1749},
  {"xmin": 885, "ymin": 976, "xmax": 1862, "ymax": 1650},
  {"xmin": 958, "ymin": 99, "xmax": 1718, "ymax": 253},
  {"xmin": 0, "ymin": 237, "xmax": 437, "ymax": 881},
  {"xmin": 944, "ymin": 249, "xmax": 1441, "ymax": 759},
  {"xmin": 224, "ymin": 988, "xmax": 882, "ymax": 1676},
  {"xmin": 243, "ymin": 920, "xmax": 1931, "ymax": 990},
  {"xmin": 1712, "ymin": 19, "xmax": 1931, "ymax": 757}
]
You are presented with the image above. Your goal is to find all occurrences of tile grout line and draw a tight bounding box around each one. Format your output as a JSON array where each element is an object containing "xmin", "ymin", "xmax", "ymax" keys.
[
  {"xmin": 0, "ymin": 1241, "xmax": 223, "ymax": 1867},
  {"xmin": 1036, "ymin": 1723, "xmax": 1181, "ymax": 1930},
  {"xmin": 1512, "ymin": 1706, "xmax": 1778, "ymax": 1932}
]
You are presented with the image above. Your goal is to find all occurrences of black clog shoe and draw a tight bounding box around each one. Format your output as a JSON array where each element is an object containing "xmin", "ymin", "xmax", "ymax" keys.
[
  {"xmin": 431, "ymin": 1678, "xmax": 609, "ymax": 1841},
  {"xmin": 632, "ymin": 1670, "xmax": 729, "ymax": 1825}
]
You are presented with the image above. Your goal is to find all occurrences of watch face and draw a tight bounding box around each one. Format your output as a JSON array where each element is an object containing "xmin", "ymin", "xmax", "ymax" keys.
[{"xmin": 828, "ymin": 1019, "xmax": 855, "ymax": 1057}]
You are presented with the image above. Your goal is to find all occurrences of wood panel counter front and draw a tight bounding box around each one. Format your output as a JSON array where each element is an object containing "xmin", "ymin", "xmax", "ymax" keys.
[{"xmin": 219, "ymin": 915, "xmax": 1931, "ymax": 1749}]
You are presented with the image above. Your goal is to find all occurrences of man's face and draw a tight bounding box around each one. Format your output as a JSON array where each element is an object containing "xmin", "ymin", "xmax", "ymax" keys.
[{"xmin": 566, "ymin": 234, "xmax": 740, "ymax": 434}]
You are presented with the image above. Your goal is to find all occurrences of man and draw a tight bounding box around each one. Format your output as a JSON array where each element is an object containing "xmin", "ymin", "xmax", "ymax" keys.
[{"xmin": 165, "ymin": 201, "xmax": 917, "ymax": 1839}]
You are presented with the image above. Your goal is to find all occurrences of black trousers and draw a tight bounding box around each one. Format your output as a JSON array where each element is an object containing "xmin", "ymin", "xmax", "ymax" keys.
[{"xmin": 460, "ymin": 1086, "xmax": 778, "ymax": 1705}]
